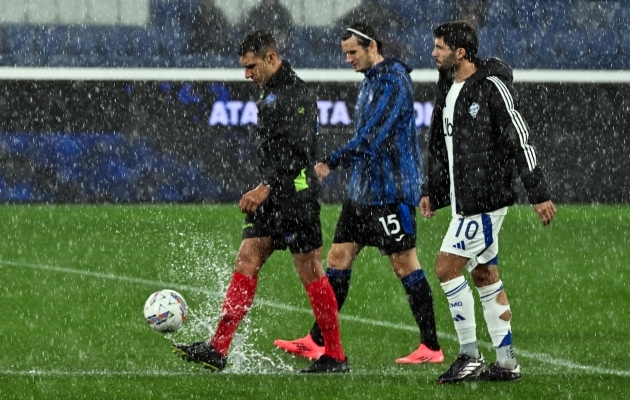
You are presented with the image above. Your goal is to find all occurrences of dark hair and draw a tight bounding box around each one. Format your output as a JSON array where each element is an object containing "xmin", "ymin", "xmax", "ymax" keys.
[
  {"xmin": 433, "ymin": 20, "xmax": 479, "ymax": 62},
  {"xmin": 341, "ymin": 22, "xmax": 383, "ymax": 55},
  {"xmin": 238, "ymin": 30, "xmax": 278, "ymax": 57}
]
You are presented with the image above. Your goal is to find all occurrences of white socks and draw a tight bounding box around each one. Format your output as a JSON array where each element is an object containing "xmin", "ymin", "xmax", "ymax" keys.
[
  {"xmin": 442, "ymin": 276, "xmax": 517, "ymax": 368},
  {"xmin": 441, "ymin": 276, "xmax": 477, "ymax": 356},
  {"xmin": 478, "ymin": 280, "xmax": 517, "ymax": 369}
]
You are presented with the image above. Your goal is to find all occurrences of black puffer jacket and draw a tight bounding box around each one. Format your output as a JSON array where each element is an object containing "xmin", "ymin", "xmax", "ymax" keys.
[{"xmin": 421, "ymin": 58, "xmax": 551, "ymax": 216}]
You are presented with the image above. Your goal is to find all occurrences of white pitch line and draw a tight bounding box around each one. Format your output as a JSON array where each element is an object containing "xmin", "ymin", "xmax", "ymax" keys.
[
  {"xmin": 0, "ymin": 367, "xmax": 615, "ymax": 378},
  {"xmin": 2, "ymin": 259, "xmax": 629, "ymax": 378}
]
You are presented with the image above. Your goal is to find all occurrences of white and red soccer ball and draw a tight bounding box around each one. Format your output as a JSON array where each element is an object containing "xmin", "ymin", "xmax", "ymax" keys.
[{"xmin": 143, "ymin": 289, "xmax": 189, "ymax": 333}]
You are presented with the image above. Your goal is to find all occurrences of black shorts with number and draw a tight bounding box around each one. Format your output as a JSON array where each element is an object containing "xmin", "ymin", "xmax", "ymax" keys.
[
  {"xmin": 333, "ymin": 201, "xmax": 417, "ymax": 256},
  {"xmin": 242, "ymin": 188, "xmax": 322, "ymax": 254}
]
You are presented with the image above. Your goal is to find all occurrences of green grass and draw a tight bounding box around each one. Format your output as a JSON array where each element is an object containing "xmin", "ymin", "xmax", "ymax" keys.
[{"xmin": 1, "ymin": 204, "xmax": 629, "ymax": 399}]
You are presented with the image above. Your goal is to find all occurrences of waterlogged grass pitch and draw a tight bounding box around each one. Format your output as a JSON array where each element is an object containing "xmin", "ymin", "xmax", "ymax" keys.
[{"xmin": 1, "ymin": 204, "xmax": 628, "ymax": 399}]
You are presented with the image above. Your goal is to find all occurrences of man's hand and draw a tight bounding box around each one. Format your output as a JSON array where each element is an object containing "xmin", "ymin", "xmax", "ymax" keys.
[
  {"xmin": 239, "ymin": 183, "xmax": 271, "ymax": 214},
  {"xmin": 314, "ymin": 163, "xmax": 331, "ymax": 181},
  {"xmin": 533, "ymin": 200, "xmax": 556, "ymax": 226},
  {"xmin": 420, "ymin": 196, "xmax": 435, "ymax": 218}
]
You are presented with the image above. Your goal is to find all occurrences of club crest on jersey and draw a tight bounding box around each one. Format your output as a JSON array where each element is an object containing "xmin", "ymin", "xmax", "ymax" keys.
[
  {"xmin": 264, "ymin": 93, "xmax": 277, "ymax": 106},
  {"xmin": 468, "ymin": 102, "xmax": 479, "ymax": 118}
]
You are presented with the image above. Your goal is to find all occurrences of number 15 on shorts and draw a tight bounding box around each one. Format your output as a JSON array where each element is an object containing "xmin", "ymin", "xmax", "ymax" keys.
[{"xmin": 379, "ymin": 214, "xmax": 401, "ymax": 236}]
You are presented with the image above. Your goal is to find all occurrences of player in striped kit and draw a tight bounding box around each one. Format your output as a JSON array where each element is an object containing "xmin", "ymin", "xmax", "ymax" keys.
[
  {"xmin": 274, "ymin": 22, "xmax": 444, "ymax": 366},
  {"xmin": 422, "ymin": 20, "xmax": 556, "ymax": 383}
]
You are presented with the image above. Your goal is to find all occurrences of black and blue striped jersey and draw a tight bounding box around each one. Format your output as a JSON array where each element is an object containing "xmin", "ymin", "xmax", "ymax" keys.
[{"xmin": 325, "ymin": 59, "xmax": 422, "ymax": 206}]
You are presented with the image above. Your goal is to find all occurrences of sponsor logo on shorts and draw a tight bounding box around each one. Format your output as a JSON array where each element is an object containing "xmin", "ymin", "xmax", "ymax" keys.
[
  {"xmin": 453, "ymin": 240, "xmax": 466, "ymax": 250},
  {"xmin": 284, "ymin": 233, "xmax": 297, "ymax": 244}
]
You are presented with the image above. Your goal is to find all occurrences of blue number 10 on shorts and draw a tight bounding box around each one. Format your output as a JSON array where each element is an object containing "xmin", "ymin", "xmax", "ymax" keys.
[{"xmin": 440, "ymin": 207, "xmax": 508, "ymax": 272}]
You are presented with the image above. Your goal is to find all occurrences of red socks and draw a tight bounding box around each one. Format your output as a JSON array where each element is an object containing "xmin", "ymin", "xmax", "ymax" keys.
[
  {"xmin": 305, "ymin": 276, "xmax": 345, "ymax": 361},
  {"xmin": 210, "ymin": 272, "xmax": 258, "ymax": 356},
  {"xmin": 210, "ymin": 273, "xmax": 345, "ymax": 362}
]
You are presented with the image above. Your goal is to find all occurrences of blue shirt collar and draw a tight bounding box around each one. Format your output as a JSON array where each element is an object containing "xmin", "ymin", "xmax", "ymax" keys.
[{"xmin": 363, "ymin": 58, "xmax": 412, "ymax": 79}]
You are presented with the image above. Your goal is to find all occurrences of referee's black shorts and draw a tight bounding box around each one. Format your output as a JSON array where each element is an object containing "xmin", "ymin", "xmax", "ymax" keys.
[
  {"xmin": 333, "ymin": 201, "xmax": 417, "ymax": 256},
  {"xmin": 242, "ymin": 189, "xmax": 322, "ymax": 254}
]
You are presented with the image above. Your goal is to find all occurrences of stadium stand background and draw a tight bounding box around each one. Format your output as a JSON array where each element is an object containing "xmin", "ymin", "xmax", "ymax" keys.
[
  {"xmin": 1, "ymin": 0, "xmax": 629, "ymax": 204},
  {"xmin": 0, "ymin": 0, "xmax": 628, "ymax": 69}
]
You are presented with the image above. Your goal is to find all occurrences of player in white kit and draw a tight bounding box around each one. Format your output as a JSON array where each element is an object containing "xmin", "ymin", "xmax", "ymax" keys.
[{"xmin": 421, "ymin": 21, "xmax": 557, "ymax": 384}]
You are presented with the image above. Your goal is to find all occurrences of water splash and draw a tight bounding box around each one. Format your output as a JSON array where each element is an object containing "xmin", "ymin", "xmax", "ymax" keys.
[{"xmin": 164, "ymin": 230, "xmax": 294, "ymax": 373}]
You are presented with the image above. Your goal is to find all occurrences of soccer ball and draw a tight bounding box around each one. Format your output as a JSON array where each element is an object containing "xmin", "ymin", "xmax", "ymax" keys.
[{"xmin": 143, "ymin": 289, "xmax": 189, "ymax": 333}]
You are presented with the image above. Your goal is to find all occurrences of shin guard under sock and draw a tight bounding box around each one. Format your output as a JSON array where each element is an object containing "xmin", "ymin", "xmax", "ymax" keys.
[
  {"xmin": 310, "ymin": 268, "xmax": 351, "ymax": 346},
  {"xmin": 402, "ymin": 269, "xmax": 440, "ymax": 351},
  {"xmin": 210, "ymin": 272, "xmax": 258, "ymax": 356},
  {"xmin": 441, "ymin": 276, "xmax": 478, "ymax": 356},
  {"xmin": 478, "ymin": 280, "xmax": 517, "ymax": 369},
  {"xmin": 305, "ymin": 276, "xmax": 345, "ymax": 361}
]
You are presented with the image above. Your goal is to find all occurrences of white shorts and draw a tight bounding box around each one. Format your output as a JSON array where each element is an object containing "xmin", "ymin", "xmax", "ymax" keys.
[{"xmin": 440, "ymin": 209, "xmax": 507, "ymax": 272}]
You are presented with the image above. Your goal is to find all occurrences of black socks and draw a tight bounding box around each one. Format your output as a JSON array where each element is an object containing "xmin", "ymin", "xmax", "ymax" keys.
[{"xmin": 402, "ymin": 269, "xmax": 440, "ymax": 351}]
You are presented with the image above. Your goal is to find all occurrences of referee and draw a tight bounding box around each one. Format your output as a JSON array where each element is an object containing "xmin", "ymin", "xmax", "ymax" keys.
[{"xmin": 173, "ymin": 30, "xmax": 348, "ymax": 374}]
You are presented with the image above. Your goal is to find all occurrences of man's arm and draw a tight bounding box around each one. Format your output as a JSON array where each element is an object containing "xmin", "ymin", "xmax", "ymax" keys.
[
  {"xmin": 239, "ymin": 183, "xmax": 271, "ymax": 214},
  {"xmin": 325, "ymin": 76, "xmax": 407, "ymax": 170},
  {"xmin": 420, "ymin": 196, "xmax": 435, "ymax": 218},
  {"xmin": 314, "ymin": 163, "xmax": 331, "ymax": 181},
  {"xmin": 420, "ymin": 105, "xmax": 443, "ymax": 209},
  {"xmin": 487, "ymin": 76, "xmax": 550, "ymax": 204},
  {"xmin": 487, "ymin": 76, "xmax": 555, "ymax": 224}
]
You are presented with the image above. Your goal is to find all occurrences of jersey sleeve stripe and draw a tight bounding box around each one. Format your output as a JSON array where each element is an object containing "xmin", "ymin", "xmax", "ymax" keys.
[
  {"xmin": 487, "ymin": 76, "xmax": 537, "ymax": 170},
  {"xmin": 487, "ymin": 76, "xmax": 537, "ymax": 171}
]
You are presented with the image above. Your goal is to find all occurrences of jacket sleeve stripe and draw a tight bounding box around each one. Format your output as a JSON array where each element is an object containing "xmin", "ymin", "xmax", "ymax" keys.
[{"xmin": 487, "ymin": 76, "xmax": 537, "ymax": 171}]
